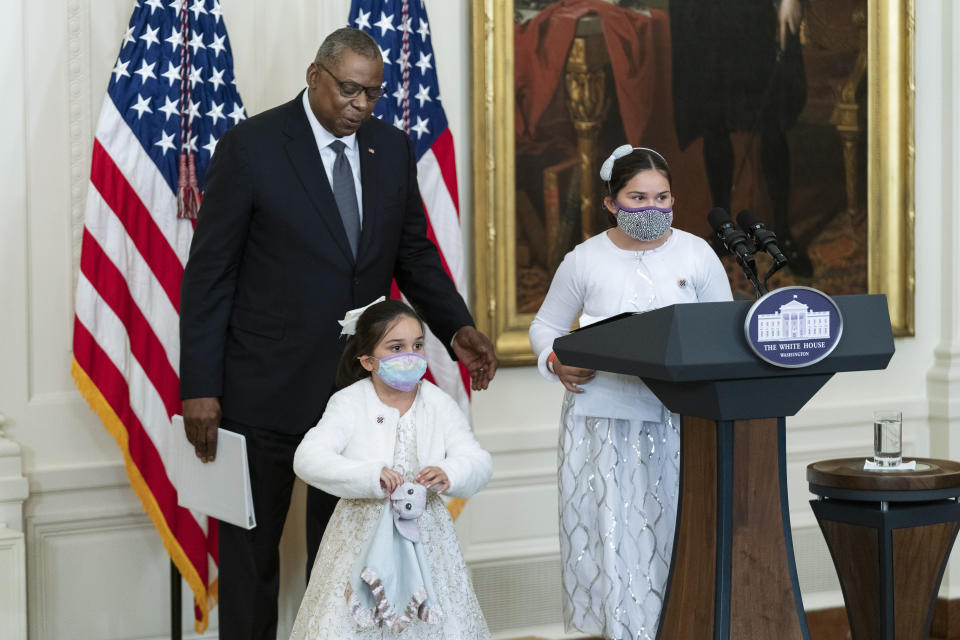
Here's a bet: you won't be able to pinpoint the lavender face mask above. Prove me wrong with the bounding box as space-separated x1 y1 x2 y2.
615 203 673 242
374 352 428 392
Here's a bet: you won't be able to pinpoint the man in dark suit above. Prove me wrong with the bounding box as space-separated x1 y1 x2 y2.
179 28 497 639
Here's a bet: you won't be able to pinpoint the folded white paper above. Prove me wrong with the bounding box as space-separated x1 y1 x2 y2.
572 371 664 422
171 416 256 529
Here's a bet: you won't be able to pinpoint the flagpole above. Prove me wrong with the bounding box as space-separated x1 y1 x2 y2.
171 560 182 640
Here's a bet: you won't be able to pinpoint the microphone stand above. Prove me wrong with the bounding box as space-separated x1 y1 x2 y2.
762 258 788 293
738 254 767 298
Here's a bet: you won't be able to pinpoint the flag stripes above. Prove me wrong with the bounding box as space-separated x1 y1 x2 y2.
72 1 243 630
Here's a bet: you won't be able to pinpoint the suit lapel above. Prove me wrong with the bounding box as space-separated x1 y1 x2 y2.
282 95 355 265
356 124 379 261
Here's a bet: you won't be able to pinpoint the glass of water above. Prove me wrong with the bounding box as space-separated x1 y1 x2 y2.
873 410 902 467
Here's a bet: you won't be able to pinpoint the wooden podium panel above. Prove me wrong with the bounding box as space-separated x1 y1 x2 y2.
659 417 808 640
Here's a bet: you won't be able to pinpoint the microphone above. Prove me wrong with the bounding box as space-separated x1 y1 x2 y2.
707 207 755 265
736 210 788 266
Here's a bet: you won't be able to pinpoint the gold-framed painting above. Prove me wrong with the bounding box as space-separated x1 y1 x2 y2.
472 0 914 366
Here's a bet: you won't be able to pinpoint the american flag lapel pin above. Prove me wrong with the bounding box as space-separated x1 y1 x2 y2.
368 147 375 154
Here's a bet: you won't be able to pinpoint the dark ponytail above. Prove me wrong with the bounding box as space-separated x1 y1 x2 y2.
335 299 423 389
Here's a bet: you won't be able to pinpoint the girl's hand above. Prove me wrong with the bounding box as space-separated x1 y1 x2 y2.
416 466 450 494
553 355 596 394
380 467 403 495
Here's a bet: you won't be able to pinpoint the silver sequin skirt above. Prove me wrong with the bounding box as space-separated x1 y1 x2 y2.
557 391 681 640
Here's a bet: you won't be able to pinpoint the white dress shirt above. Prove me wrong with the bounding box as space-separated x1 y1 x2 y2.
302 90 364 223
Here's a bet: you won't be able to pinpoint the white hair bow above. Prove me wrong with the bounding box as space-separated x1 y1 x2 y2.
338 296 386 336
599 144 668 182
599 144 634 182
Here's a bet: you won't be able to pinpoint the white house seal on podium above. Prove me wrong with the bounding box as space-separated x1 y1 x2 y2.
744 286 844 368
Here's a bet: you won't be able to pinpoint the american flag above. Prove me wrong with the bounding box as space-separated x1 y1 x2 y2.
348 1 473 422
70 0 244 632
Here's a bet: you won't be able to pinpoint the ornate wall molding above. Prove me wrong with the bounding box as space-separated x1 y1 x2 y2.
67 0 91 302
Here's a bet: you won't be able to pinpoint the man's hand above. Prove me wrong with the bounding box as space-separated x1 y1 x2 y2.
451 326 498 391
182 397 221 463
778 0 802 52
553 354 596 394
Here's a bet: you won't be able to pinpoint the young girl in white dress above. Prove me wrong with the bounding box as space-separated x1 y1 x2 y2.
289 299 492 639
529 146 733 640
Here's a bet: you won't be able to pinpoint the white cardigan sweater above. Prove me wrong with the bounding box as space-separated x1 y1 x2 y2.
293 378 492 500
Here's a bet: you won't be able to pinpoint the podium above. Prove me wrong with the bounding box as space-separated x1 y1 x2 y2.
553 294 894 639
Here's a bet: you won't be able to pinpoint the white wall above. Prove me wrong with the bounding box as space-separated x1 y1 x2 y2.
0 1 955 638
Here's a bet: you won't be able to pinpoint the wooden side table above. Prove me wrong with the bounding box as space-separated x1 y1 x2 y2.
807 458 960 639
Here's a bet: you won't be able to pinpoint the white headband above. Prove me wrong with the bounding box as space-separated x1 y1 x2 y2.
598 145 668 182
338 296 386 336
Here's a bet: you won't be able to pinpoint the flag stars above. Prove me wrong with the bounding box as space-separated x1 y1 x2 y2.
414 84 432 108
165 26 184 50
158 95 180 121
185 133 199 153
399 16 412 35
154 130 177 156
208 67 226 91
392 84 408 108
188 64 204 88
411 115 430 139
210 1 223 23
111 58 131 82
355 8 371 31
161 61 182 85
392 115 405 130
374 11 396 36
187 98 201 122
140 24 160 50
122 25 136 47
134 59 157 84
169 0 185 14
379 46 391 65
228 102 246 124
396 49 411 72
417 18 430 42
144 0 164 14
203 134 219 156
130 93 153 119
209 33 226 57
189 0 207 20
188 30 206 54
415 52 433 75
206 100 225 125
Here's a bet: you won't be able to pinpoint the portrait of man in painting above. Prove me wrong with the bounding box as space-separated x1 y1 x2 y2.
512 0 869 311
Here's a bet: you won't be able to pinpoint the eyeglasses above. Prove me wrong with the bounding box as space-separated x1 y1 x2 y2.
315 62 383 101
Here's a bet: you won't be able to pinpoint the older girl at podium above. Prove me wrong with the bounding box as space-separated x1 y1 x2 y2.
529 146 733 640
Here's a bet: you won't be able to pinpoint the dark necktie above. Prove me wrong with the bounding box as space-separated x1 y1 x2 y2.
328 140 361 257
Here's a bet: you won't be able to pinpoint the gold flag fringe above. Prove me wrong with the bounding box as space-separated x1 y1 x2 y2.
71 358 216 633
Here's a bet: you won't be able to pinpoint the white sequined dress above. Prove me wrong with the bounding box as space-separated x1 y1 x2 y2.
289 404 491 639
530 229 733 640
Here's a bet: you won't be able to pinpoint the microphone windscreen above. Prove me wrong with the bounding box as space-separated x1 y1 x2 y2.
706 207 731 231
736 209 762 230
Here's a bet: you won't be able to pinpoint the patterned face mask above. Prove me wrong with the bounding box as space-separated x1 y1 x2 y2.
615 203 673 242
373 352 428 392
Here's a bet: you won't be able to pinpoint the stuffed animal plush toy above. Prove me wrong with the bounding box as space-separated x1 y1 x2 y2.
390 482 427 542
